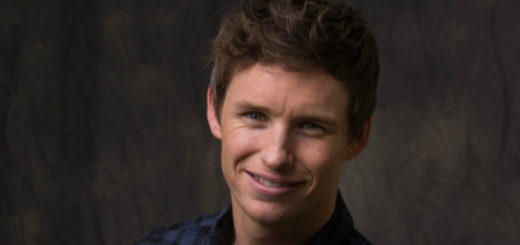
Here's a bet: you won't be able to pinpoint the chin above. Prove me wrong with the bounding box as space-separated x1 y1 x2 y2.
243 198 298 225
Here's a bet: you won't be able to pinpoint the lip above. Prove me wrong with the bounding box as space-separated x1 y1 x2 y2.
246 171 305 197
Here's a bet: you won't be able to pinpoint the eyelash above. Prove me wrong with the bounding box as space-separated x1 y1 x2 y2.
242 112 266 121
300 122 326 132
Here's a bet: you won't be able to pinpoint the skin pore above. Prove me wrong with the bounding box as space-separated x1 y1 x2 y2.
207 63 371 245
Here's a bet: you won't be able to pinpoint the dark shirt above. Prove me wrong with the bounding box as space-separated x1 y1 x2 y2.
136 192 372 245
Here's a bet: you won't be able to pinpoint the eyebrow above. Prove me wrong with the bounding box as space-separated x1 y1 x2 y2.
232 101 272 115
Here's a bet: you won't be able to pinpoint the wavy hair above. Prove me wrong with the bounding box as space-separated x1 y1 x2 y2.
210 0 379 139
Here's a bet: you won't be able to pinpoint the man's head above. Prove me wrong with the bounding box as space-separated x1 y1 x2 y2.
206 0 379 240
210 0 379 140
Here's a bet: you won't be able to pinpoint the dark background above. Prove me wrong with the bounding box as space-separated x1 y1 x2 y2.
1 0 519 244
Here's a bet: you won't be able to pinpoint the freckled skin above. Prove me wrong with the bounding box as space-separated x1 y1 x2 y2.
207 63 370 244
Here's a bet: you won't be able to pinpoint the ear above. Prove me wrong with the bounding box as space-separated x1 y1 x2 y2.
207 87 222 139
344 117 372 160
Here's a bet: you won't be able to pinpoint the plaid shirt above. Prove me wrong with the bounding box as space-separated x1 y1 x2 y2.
136 192 372 245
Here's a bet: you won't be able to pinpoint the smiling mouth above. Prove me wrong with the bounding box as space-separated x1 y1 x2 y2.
247 172 303 187
246 171 305 197
252 175 290 187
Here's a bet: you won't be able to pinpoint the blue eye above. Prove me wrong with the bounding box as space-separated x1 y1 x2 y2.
300 122 326 133
244 112 266 121
302 122 319 129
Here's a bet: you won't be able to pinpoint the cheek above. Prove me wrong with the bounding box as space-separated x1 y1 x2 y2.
296 140 344 177
220 129 260 191
221 129 259 167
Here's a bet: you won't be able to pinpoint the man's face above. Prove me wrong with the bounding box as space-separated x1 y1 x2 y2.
207 63 366 225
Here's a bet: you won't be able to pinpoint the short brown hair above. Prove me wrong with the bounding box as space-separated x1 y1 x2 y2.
210 0 379 139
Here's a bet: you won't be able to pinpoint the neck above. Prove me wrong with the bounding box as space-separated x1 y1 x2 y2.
231 193 337 245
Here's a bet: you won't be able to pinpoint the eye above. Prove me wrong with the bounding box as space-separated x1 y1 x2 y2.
299 122 327 135
243 112 266 121
301 122 322 129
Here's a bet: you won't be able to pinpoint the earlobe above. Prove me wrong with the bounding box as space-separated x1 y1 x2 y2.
344 117 372 160
206 87 222 139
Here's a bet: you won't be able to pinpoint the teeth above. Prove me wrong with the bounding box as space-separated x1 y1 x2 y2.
254 175 288 187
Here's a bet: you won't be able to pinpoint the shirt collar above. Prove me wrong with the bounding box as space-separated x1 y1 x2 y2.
308 191 356 244
209 191 355 244
209 204 234 244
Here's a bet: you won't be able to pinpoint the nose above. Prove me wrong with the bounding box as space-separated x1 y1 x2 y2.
261 124 294 170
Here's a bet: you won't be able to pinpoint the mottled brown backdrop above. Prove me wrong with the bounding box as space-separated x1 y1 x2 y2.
1 0 519 244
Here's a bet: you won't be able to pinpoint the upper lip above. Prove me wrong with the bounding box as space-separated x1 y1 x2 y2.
246 171 306 186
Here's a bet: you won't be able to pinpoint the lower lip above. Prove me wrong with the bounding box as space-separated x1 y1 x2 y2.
247 173 302 197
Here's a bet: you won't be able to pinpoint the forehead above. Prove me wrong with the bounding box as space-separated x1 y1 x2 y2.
224 63 349 117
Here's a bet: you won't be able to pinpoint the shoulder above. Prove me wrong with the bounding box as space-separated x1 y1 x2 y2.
346 229 373 245
309 191 373 245
135 212 221 245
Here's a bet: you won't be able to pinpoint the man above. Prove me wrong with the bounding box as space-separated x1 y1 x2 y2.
137 0 378 244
